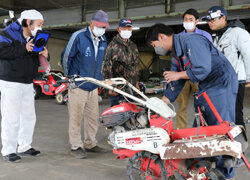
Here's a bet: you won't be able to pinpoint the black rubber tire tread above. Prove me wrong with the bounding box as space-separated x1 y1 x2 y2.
207 168 226 180
34 85 41 99
173 170 186 180
127 151 167 180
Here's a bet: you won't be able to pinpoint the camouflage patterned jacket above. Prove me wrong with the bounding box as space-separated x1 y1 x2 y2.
102 34 140 85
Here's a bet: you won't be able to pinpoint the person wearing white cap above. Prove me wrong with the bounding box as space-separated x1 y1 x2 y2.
0 9 48 162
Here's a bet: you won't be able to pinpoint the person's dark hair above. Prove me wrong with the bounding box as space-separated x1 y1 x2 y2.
21 19 34 27
145 23 174 46
183 8 199 20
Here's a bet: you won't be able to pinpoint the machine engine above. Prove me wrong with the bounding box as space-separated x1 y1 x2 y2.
98 102 171 152
98 102 149 130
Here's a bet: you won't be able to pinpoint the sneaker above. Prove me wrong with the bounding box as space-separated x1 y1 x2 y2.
85 146 107 153
70 147 87 159
3 153 21 162
18 148 40 156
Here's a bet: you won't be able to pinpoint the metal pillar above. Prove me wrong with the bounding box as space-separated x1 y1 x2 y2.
221 0 232 7
81 0 86 22
165 0 175 14
118 0 125 18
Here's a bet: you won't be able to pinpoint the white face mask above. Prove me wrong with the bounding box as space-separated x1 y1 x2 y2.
120 30 132 39
183 22 195 31
92 26 105 37
31 26 42 37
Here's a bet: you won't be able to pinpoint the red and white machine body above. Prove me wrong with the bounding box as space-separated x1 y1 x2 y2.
70 77 249 180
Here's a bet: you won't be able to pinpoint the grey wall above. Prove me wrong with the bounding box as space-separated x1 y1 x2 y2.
46 38 67 71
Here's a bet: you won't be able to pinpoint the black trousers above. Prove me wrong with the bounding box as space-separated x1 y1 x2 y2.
235 83 246 128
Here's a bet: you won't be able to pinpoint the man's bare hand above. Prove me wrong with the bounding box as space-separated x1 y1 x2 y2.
26 39 34 52
39 47 49 59
246 80 250 87
105 79 113 86
161 96 170 104
105 80 118 96
163 71 189 83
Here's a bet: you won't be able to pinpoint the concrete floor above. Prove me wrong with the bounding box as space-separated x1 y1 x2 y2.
0 88 250 180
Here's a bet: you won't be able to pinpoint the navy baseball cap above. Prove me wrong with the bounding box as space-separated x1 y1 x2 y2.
92 10 109 27
119 18 133 27
201 6 227 21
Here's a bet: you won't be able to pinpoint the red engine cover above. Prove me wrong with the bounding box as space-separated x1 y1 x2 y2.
150 115 174 135
101 102 142 116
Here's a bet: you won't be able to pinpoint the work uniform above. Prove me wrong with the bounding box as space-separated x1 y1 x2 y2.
175 27 212 129
61 27 107 150
0 21 39 156
102 34 140 106
164 33 238 179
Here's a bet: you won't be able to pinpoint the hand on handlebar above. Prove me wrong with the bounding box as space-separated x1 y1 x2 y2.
105 80 119 96
161 96 170 104
105 79 114 86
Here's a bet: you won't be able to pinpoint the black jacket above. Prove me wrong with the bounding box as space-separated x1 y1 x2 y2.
0 21 39 83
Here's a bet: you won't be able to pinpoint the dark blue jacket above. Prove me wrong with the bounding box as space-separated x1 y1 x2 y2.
0 21 39 83
61 27 107 91
164 34 238 179
164 33 238 102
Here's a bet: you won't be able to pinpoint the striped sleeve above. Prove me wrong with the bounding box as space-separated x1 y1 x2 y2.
61 29 86 76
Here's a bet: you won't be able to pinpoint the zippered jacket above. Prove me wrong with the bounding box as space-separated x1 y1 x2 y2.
61 27 107 91
214 19 250 81
0 21 39 83
164 33 238 102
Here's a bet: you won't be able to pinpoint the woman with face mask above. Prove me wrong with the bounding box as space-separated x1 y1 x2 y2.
102 18 141 107
174 9 213 130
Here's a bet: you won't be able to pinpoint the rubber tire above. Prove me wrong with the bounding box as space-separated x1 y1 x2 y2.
206 168 226 180
34 85 41 99
56 93 65 105
173 170 186 180
127 151 167 180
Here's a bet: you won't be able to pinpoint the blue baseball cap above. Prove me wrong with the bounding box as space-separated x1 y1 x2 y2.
118 18 133 27
201 6 227 21
92 10 109 27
